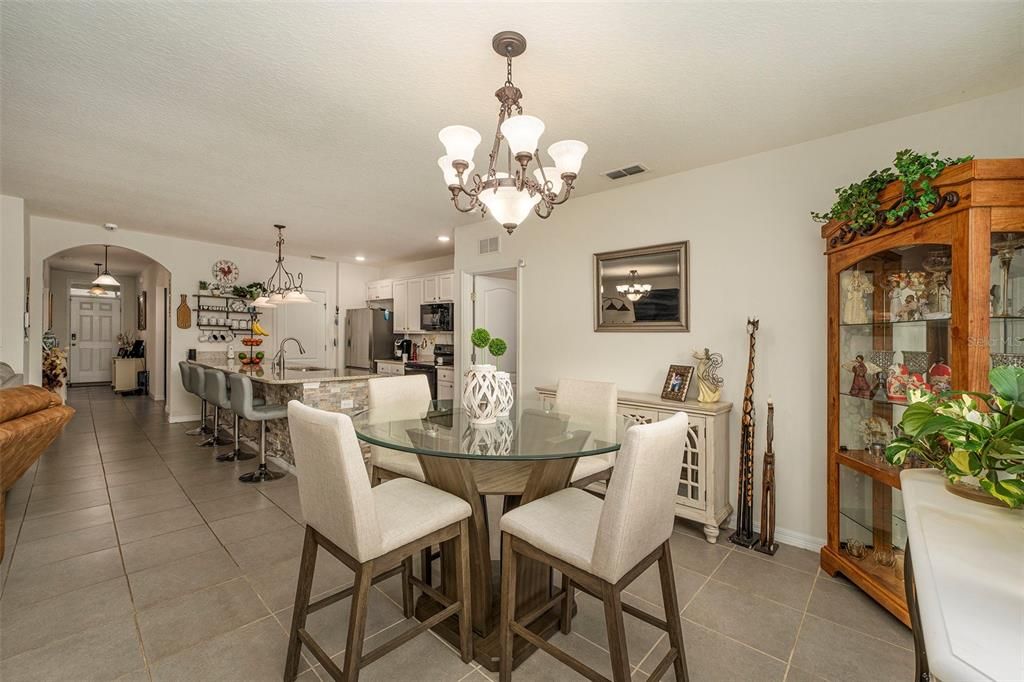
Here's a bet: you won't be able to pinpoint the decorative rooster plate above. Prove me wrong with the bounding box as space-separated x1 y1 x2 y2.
212 259 239 285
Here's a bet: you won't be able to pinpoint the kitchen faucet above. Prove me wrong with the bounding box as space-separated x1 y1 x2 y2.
273 337 306 373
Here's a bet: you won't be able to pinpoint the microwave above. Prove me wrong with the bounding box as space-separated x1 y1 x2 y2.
420 302 453 332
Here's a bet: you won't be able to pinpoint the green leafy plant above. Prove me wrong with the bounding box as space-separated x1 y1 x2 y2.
42 347 68 391
231 282 266 300
811 150 972 234
198 280 209 291
886 366 1024 508
487 337 508 369
470 327 491 350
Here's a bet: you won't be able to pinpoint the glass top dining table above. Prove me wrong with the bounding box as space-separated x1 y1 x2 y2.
350 399 622 460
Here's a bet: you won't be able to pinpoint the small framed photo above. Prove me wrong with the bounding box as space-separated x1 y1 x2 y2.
138 291 147 331
661 364 694 402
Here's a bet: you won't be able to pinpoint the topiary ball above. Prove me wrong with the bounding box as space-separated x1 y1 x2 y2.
488 337 507 358
471 327 491 349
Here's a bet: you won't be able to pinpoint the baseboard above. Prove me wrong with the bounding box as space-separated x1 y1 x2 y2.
762 525 825 553
267 455 296 476
168 414 201 424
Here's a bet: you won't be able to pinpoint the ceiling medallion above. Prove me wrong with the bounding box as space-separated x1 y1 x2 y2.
437 31 587 235
92 245 120 287
253 225 311 307
616 270 652 302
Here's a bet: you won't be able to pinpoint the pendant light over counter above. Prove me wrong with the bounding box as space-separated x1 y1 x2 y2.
252 225 311 307
92 245 119 287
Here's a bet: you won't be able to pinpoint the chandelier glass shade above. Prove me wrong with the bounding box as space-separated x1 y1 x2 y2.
88 263 107 296
92 245 119 287
616 270 652 302
438 31 587 235
254 225 310 307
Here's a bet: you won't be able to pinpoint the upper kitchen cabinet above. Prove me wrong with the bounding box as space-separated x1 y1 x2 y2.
392 280 408 332
421 272 455 302
365 279 394 301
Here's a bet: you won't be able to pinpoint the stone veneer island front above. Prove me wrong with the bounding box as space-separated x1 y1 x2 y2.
188 357 376 467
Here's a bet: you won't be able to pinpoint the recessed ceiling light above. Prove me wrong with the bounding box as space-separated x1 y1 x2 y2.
103 223 118 231
437 235 451 242
355 255 366 262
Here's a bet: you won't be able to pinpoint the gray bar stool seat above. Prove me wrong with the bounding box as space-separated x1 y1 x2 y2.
191 365 230 447
203 369 259 462
179 361 212 437
229 373 287 482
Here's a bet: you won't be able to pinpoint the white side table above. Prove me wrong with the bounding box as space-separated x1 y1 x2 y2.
900 469 1024 682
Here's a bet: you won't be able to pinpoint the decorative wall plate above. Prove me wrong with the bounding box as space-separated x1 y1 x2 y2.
212 259 239 285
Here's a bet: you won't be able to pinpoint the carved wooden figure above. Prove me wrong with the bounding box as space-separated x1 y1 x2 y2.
730 318 759 548
756 399 779 555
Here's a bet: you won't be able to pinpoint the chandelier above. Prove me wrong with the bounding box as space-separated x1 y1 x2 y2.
616 270 652 302
88 263 106 296
253 225 311 306
438 31 587 235
92 245 119 287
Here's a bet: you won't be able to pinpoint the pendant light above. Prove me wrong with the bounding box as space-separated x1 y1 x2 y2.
88 263 106 296
92 245 120 286
258 225 311 305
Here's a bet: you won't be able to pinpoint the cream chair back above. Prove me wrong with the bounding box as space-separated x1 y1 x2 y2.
555 378 617 450
287 401 383 562
367 374 432 464
590 412 689 582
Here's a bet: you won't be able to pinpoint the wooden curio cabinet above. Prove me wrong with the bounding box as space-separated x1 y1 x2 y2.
820 159 1024 625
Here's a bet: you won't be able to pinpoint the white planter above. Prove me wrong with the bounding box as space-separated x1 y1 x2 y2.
495 371 514 417
462 364 499 425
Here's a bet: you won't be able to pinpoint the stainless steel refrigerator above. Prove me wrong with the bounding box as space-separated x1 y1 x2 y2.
345 308 394 374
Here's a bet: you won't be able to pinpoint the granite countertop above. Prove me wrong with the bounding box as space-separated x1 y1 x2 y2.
188 360 378 385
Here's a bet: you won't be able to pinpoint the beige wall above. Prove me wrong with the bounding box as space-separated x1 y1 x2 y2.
0 195 26 372
379 254 453 279
454 86 1024 548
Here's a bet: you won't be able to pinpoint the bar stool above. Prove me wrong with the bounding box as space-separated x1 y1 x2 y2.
555 378 618 490
498 413 691 682
202 369 257 462
179 361 211 437
192 366 230 447
284 401 472 682
229 373 287 482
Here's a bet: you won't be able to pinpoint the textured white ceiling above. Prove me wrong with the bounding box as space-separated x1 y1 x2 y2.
2 3 1021 265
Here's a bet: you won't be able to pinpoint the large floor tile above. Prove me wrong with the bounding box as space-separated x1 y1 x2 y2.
668 531 733 576
0 617 145 682
107 478 183 502
115 504 204 543
194 489 278 522
9 522 118 570
137 577 270 661
224 523 306 570
31 462 105 484
17 504 112 542
128 546 241 608
790 615 913 682
805 576 913 649
106 466 175 488
110 490 192 521
120 524 223 574
683 579 803 660
102 455 167 474
327 623 476 682
29 475 107 500
641 619 787 682
568 591 666 668
208 506 298 544
736 543 822 576
711 550 815 610
622 561 707 617
23 488 109 519
506 630 615 681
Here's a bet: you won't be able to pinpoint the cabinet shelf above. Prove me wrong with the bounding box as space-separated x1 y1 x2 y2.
836 449 916 488
839 316 951 329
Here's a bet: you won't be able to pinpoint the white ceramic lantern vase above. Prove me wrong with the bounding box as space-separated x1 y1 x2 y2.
462 364 500 425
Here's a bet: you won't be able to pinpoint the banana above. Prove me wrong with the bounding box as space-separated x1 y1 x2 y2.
251 320 269 336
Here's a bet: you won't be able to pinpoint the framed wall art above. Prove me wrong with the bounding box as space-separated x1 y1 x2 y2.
137 291 147 331
594 241 689 332
661 364 694 402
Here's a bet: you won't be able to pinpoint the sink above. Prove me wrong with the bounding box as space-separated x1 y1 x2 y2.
286 366 332 372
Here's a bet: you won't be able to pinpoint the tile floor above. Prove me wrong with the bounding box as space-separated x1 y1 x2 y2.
0 387 914 681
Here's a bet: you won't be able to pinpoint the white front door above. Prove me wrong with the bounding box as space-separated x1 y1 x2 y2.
473 274 517 384
276 290 328 367
70 296 120 384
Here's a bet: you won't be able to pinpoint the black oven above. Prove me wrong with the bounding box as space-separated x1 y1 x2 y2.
420 302 453 332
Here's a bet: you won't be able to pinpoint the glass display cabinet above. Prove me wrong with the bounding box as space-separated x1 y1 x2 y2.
821 159 1024 625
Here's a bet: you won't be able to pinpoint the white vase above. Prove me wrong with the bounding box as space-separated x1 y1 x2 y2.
495 371 514 417
462 364 499 425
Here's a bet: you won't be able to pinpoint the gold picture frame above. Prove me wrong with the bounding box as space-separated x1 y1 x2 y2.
660 364 694 402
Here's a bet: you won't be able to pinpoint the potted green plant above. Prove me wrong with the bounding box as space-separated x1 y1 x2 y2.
885 366 1024 508
42 346 68 401
198 280 209 293
464 328 501 425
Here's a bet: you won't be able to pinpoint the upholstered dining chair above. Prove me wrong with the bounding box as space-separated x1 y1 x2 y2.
498 413 691 682
366 374 432 485
285 401 473 682
554 378 618 489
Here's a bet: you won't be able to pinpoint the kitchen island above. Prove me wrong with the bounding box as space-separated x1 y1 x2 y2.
188 358 377 466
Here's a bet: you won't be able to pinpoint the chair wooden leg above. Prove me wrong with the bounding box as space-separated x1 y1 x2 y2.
658 540 689 682
284 526 319 682
560 572 573 634
602 582 631 682
455 518 473 663
341 561 374 682
401 555 415 619
421 546 433 586
498 532 518 682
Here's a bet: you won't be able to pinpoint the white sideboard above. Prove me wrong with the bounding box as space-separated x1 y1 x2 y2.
536 385 733 543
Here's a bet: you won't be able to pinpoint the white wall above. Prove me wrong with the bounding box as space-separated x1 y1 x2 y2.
337 262 381 368
379 254 453 279
138 263 171 401
454 86 1024 548
27 216 347 421
0 195 26 372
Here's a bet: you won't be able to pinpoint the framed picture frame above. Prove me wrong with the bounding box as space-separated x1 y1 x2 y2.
138 291 147 331
593 241 690 332
661 364 694 402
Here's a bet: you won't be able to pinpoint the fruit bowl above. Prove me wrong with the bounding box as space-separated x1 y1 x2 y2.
241 337 263 347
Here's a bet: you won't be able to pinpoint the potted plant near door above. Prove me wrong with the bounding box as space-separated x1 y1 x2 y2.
886 366 1024 508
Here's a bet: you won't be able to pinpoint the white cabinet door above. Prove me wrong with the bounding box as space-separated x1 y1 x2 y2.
407 278 424 332
438 273 455 302
376 280 393 300
393 280 408 332
438 380 454 400
422 276 438 303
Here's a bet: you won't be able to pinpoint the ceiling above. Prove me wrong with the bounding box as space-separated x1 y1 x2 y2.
45 244 162 277
2 3 1021 265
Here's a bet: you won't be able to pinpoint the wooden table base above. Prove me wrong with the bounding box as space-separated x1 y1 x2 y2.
415 456 577 672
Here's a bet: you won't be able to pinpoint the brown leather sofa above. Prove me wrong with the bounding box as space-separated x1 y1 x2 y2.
0 385 75 557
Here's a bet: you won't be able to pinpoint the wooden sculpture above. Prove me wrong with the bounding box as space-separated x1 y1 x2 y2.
730 318 759 548
176 294 191 329
756 399 779 555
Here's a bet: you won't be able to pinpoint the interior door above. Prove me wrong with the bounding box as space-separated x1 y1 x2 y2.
278 290 328 366
70 296 120 384
473 274 517 383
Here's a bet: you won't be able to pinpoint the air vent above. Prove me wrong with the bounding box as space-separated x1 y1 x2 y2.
309 254 326 260
479 236 500 255
603 164 648 180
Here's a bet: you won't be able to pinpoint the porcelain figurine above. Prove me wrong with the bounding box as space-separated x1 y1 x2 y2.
842 355 881 399
693 348 725 403
886 363 910 402
887 273 904 321
932 273 951 315
859 415 893 449
842 271 874 324
898 294 920 321
928 360 952 393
